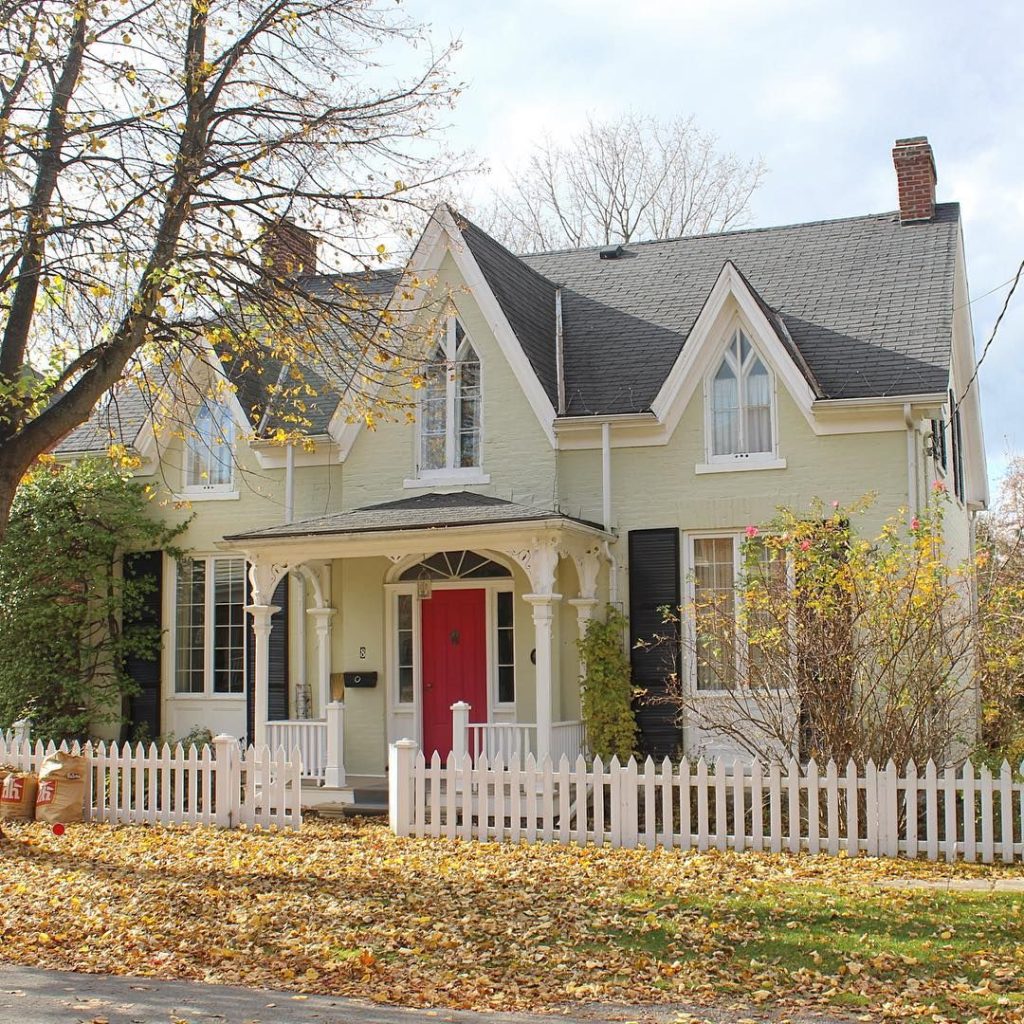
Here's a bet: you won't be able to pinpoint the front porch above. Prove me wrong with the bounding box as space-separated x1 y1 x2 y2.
223 491 613 800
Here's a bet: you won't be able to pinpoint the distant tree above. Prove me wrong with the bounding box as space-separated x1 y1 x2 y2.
476 112 766 253
0 0 466 540
0 457 186 742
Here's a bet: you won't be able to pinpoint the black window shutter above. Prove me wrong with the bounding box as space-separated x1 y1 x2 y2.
123 550 163 742
628 529 681 760
245 574 291 744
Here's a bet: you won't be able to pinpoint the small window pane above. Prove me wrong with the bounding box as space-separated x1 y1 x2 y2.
497 590 513 628
693 538 736 690
399 666 414 704
498 666 515 705
497 628 513 665
396 594 414 704
175 559 206 694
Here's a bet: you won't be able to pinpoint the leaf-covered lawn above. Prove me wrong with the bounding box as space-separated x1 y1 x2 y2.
1 818 1022 1022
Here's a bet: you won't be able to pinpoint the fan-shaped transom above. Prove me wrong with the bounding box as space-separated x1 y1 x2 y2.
400 550 511 581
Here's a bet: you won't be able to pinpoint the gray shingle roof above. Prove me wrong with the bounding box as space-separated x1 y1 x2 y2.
54 383 152 454
501 204 959 415
224 490 603 541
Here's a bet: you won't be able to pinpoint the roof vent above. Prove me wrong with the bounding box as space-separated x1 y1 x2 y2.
599 244 624 260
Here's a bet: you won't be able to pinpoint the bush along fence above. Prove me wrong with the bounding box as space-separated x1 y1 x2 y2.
0 731 302 829
388 740 1024 863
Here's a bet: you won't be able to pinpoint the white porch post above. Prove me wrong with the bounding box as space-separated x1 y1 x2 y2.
324 700 346 788
246 604 278 749
523 593 561 762
568 598 600 677
307 607 336 717
451 701 470 764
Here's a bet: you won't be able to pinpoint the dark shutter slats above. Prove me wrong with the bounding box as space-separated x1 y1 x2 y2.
628 529 681 760
123 550 163 742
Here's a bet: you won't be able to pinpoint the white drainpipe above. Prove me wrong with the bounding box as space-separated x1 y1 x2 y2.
904 403 918 520
284 442 295 525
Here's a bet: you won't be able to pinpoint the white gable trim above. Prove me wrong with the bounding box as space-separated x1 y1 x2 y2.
327 206 557 458
651 261 819 441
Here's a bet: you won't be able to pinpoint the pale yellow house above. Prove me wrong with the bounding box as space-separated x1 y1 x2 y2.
56 136 987 806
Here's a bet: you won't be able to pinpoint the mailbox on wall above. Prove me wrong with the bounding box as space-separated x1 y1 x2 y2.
343 671 378 688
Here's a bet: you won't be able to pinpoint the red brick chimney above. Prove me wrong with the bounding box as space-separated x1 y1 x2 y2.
892 136 937 223
261 218 318 277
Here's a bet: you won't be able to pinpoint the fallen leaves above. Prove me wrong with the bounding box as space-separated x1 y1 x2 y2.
0 818 1021 1022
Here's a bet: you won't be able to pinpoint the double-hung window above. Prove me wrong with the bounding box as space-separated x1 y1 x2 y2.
708 329 774 461
175 556 247 696
690 534 787 691
418 317 482 476
185 399 235 492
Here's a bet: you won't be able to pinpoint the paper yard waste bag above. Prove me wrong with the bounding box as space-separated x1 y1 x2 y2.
35 751 87 823
0 770 38 820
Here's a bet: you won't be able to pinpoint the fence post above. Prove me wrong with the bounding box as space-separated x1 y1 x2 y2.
213 734 237 828
389 738 418 837
451 701 470 764
11 718 31 744
324 701 346 788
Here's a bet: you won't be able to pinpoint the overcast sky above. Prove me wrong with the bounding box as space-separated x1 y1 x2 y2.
402 0 1023 499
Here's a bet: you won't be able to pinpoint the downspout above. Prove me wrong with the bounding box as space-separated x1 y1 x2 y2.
284 441 295 525
903 403 918 521
601 420 618 606
555 288 566 415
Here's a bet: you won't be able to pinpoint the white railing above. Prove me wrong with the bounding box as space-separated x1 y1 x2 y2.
264 701 345 788
267 719 327 782
0 734 302 829
454 703 585 765
389 746 1024 863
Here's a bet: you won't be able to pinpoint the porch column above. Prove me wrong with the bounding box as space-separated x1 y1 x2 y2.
568 597 600 678
307 607 336 717
246 603 279 749
523 593 561 762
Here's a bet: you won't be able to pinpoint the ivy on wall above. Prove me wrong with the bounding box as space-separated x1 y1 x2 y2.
577 605 637 761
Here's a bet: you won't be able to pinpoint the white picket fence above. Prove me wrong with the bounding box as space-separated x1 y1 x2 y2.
389 741 1024 863
0 734 302 829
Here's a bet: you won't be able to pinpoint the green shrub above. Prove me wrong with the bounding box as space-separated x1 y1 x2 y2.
578 605 637 761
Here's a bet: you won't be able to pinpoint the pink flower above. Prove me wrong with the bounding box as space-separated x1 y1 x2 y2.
745 525 759 539
831 500 840 509
799 539 811 551
911 517 920 530
932 479 946 493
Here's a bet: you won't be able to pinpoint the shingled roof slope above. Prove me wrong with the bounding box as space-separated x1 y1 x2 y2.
452 213 560 408
224 489 604 540
515 204 960 415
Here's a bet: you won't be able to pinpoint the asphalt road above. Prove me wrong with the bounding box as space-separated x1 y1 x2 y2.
0 965 860 1024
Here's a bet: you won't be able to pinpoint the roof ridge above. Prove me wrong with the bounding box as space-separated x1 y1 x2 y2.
518 203 961 258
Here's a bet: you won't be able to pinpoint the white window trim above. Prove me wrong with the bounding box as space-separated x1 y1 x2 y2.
701 320 781 472
683 531 796 698
171 554 248 700
413 314 485 480
384 578 516 745
181 398 238 498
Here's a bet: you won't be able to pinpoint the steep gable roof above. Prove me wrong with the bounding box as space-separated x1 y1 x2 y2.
519 204 960 415
452 213 560 408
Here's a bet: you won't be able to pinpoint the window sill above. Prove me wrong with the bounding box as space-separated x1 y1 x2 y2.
175 488 240 502
694 458 786 475
171 692 246 700
403 471 491 489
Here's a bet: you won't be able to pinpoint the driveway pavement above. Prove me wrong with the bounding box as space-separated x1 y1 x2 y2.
0 965 861 1024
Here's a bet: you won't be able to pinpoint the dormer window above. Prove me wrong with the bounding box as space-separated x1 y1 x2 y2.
185 398 235 491
709 329 774 460
419 317 482 474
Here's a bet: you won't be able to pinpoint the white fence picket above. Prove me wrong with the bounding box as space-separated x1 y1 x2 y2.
387 742 1024 865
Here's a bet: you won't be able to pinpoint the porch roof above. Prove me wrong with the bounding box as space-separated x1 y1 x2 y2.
223 490 606 543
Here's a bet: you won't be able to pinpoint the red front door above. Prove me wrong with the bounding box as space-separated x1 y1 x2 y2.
421 588 487 758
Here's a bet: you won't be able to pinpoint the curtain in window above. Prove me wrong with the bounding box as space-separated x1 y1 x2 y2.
712 362 740 456
457 343 481 468
744 358 772 453
187 401 234 487
420 347 447 471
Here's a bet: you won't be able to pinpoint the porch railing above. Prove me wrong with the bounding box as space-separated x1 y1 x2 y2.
460 709 586 765
265 701 345 787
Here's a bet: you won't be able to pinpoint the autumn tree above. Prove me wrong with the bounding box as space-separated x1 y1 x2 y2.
475 112 766 253
0 0 465 539
648 493 979 768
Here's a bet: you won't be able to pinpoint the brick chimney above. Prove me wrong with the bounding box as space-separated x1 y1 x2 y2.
261 218 318 277
892 136 937 223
